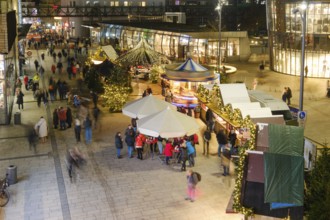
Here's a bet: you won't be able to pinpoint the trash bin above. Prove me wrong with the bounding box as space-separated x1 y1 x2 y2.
6 165 17 185
14 112 21 125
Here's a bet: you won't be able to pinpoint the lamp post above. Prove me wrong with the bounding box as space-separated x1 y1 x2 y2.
215 0 226 73
293 2 307 112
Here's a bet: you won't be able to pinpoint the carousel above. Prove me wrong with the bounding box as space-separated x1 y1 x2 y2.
161 58 218 109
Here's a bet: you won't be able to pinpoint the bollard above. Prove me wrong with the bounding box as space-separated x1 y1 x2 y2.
6 165 17 185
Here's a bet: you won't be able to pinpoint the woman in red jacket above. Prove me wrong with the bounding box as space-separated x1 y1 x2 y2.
164 140 173 165
135 133 146 160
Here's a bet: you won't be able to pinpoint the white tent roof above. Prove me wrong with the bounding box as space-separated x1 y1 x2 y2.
219 84 250 105
231 102 261 110
101 45 118 61
137 107 200 138
240 107 273 118
122 94 176 119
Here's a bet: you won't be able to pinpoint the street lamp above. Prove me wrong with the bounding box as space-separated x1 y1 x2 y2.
292 2 307 112
215 0 226 73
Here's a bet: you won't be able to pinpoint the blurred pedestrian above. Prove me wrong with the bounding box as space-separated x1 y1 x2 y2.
16 89 24 110
203 128 211 156
286 87 292 105
282 87 288 103
84 115 92 144
53 108 59 129
34 116 48 143
66 107 72 128
185 170 199 202
74 116 81 143
115 132 123 158
27 126 38 153
34 59 39 71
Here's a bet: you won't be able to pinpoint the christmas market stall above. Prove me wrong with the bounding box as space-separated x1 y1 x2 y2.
195 83 305 219
162 58 218 110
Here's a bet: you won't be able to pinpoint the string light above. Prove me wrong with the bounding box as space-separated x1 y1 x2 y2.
196 84 256 217
101 84 130 112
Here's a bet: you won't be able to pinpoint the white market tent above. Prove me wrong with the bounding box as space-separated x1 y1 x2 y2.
218 83 283 120
219 83 251 105
240 108 273 119
231 102 262 111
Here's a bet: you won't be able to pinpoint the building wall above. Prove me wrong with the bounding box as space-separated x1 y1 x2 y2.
99 24 249 63
267 1 330 78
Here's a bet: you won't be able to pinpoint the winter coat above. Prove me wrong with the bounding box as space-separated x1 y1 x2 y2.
125 134 135 147
58 108 67 121
115 135 123 149
53 110 59 126
66 108 72 125
216 131 228 145
16 91 24 104
186 141 195 156
34 117 48 138
135 134 146 148
164 142 173 157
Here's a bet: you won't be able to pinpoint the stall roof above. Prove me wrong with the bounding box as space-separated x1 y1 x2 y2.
219 84 250 105
102 45 118 61
231 102 261 110
240 108 273 119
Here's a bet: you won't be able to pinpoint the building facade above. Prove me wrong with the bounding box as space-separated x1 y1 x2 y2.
99 23 250 63
267 0 330 78
0 1 18 124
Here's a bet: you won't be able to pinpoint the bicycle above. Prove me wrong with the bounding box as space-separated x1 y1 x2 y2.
0 174 10 207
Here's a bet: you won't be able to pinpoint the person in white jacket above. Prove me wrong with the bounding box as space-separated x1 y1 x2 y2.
34 116 48 143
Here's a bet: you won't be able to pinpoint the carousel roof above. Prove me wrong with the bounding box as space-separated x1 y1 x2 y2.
163 58 217 82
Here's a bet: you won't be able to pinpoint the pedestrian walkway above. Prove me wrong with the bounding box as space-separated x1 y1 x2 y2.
0 46 242 219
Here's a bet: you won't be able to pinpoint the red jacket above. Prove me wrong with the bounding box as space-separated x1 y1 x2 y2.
164 142 173 157
135 134 146 148
58 108 67 121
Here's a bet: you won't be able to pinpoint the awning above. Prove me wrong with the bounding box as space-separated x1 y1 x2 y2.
102 45 118 61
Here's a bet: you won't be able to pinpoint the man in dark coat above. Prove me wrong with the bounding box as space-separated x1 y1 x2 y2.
216 129 228 157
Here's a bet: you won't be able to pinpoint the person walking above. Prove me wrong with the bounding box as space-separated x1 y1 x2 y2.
186 138 195 167
228 129 237 154
185 170 199 202
181 144 188 171
53 108 59 129
58 107 67 130
34 59 39 71
216 129 228 157
125 129 135 158
66 107 73 128
203 128 211 156
16 89 24 110
74 117 81 143
34 116 48 143
24 75 29 90
282 87 288 103
115 132 124 158
135 132 146 160
286 87 292 105
164 139 173 165
84 115 92 144
157 135 164 155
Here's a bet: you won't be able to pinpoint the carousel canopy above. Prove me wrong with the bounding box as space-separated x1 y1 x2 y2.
163 58 217 82
116 38 170 66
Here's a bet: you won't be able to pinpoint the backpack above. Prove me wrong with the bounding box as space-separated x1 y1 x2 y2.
194 172 202 183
